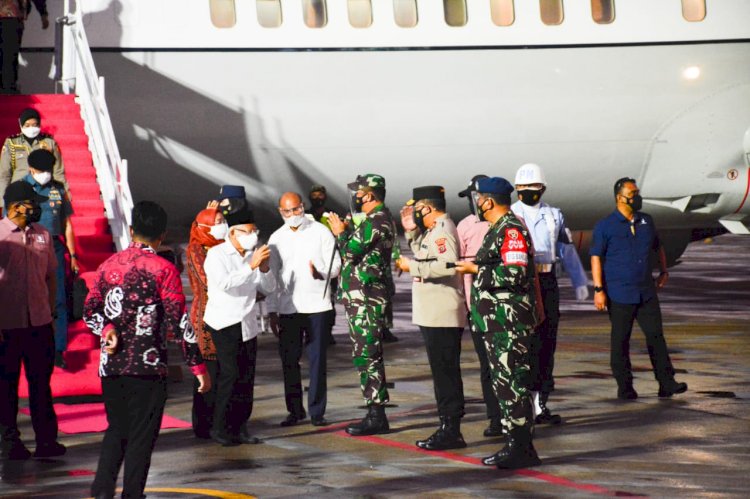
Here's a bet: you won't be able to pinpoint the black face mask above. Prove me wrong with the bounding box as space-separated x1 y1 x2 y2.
623 194 643 212
351 193 365 212
475 198 491 222
310 198 326 209
413 207 429 231
18 202 41 224
518 189 543 206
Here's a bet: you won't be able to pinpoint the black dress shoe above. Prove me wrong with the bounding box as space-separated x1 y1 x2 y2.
535 408 562 425
617 387 639 400
381 329 399 343
1 441 31 460
210 429 240 447
280 413 306 427
658 381 688 398
484 417 505 437
54 351 67 369
311 416 330 427
33 441 66 458
238 428 261 444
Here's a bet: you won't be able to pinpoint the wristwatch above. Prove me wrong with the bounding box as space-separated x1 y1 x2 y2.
593 286 604 293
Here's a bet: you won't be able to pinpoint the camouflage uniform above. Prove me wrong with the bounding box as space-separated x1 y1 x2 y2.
338 176 394 406
471 211 538 433
0 133 67 209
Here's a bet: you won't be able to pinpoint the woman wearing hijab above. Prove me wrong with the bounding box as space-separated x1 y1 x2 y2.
186 207 228 438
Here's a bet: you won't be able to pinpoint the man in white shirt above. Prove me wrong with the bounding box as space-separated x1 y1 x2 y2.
267 192 341 427
203 206 275 446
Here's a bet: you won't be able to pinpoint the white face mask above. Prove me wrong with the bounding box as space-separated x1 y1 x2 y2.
236 232 258 251
208 223 228 240
22 126 41 139
32 171 52 185
283 214 306 228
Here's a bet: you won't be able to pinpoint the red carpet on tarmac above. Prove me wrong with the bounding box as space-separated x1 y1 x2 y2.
1 94 116 398
20 403 191 434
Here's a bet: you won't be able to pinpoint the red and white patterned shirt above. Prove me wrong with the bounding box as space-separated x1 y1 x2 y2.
83 242 205 378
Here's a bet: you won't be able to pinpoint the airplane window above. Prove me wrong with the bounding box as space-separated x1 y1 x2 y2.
348 0 373 28
303 0 328 28
209 0 236 28
444 0 468 27
540 0 564 25
681 0 706 22
490 0 515 27
591 0 614 24
257 0 283 28
393 0 418 28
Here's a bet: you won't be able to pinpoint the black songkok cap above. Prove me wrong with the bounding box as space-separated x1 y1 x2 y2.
28 149 56 172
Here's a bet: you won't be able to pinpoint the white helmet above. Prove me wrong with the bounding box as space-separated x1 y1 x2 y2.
514 163 546 186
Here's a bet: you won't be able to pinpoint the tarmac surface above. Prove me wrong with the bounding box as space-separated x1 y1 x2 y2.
1 235 749 498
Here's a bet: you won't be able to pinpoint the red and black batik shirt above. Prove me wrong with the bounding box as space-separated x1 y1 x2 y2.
84 242 205 378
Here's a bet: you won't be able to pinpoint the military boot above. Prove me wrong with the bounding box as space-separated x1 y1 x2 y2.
345 405 390 436
482 427 541 469
416 416 467 450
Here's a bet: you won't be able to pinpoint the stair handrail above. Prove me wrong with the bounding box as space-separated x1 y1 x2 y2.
56 0 133 251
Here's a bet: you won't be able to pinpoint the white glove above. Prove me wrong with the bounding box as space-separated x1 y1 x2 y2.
575 285 589 302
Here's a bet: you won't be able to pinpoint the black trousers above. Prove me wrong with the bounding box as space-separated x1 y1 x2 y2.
0 324 58 445
91 375 167 499
191 359 219 438
208 323 257 436
608 295 676 389
529 272 560 394
421 326 465 418
469 315 501 419
278 311 331 418
0 17 22 91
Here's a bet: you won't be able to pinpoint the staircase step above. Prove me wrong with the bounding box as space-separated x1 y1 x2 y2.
54 134 89 148
71 216 110 234
72 199 106 217
68 182 101 198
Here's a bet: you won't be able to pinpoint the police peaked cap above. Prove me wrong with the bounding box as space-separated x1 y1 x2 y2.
458 174 488 198
475 177 514 195
28 149 56 172
219 185 246 199
19 108 41 126
3 181 48 206
407 185 445 206
347 174 386 191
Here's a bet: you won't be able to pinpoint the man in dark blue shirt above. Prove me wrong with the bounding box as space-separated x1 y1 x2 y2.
24 149 77 369
590 177 687 400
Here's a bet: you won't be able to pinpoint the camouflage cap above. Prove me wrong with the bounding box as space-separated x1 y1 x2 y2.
347 174 386 191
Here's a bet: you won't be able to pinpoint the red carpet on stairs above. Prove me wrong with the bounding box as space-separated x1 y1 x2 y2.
1 94 116 398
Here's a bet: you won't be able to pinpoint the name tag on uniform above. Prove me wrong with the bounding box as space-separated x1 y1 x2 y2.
35 234 45 244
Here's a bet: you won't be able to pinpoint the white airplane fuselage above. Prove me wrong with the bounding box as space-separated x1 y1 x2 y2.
21 0 750 260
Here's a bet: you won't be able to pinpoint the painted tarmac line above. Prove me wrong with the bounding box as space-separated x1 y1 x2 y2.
82 488 256 499
335 431 647 498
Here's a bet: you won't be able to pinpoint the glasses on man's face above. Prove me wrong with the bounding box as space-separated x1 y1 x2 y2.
279 204 305 217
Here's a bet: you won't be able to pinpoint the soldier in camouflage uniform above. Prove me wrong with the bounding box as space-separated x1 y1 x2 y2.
328 174 395 436
0 108 68 213
455 177 541 469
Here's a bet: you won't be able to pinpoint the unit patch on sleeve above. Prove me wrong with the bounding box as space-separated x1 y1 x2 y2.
435 237 447 254
500 228 528 266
